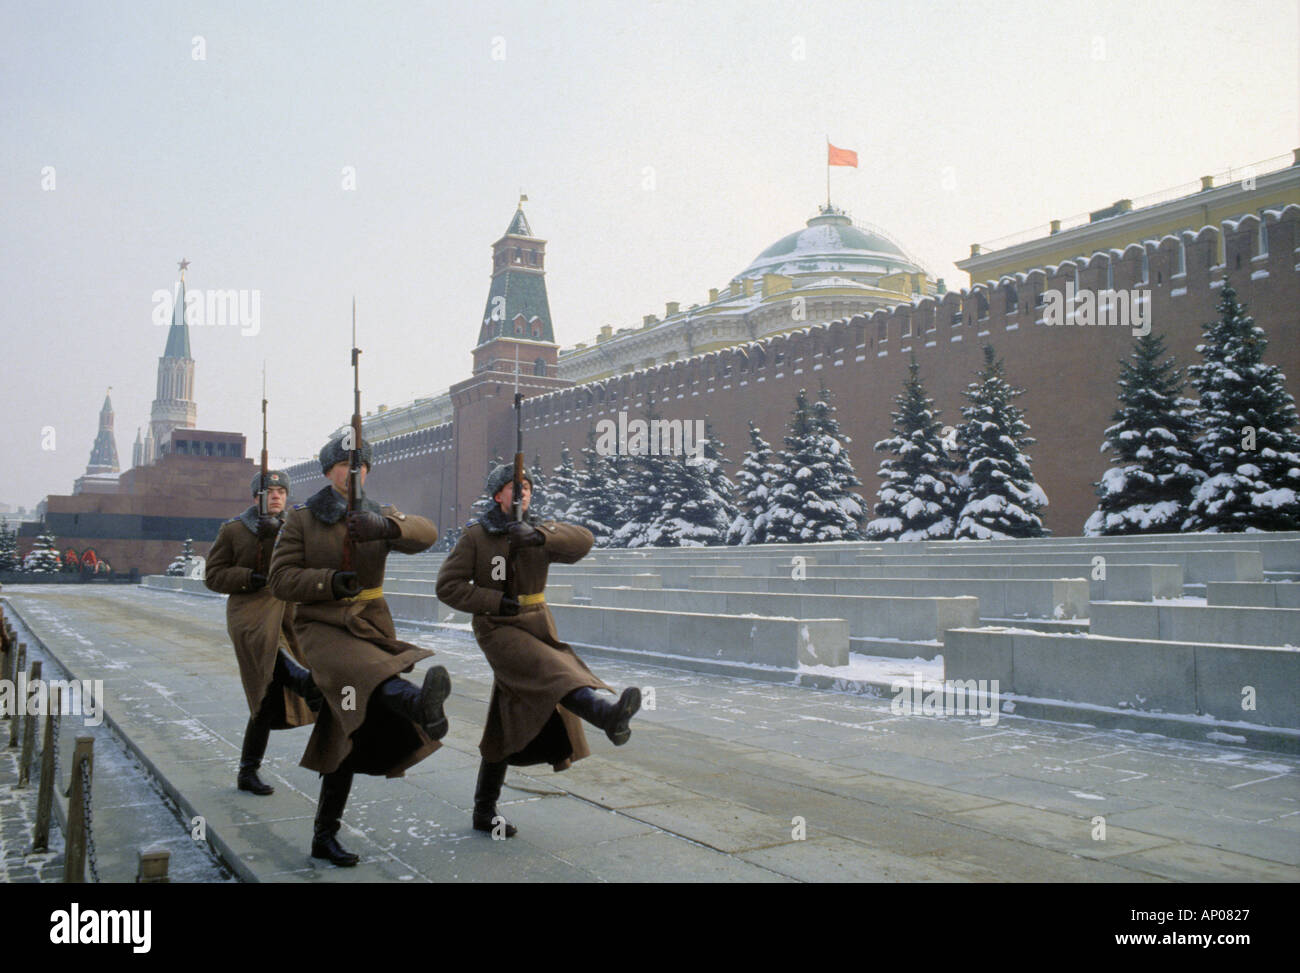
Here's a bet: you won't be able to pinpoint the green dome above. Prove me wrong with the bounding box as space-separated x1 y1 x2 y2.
739 206 924 281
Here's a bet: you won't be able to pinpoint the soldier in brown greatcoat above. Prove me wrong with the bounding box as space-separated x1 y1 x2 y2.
204 470 322 796
268 435 452 867
436 464 642 839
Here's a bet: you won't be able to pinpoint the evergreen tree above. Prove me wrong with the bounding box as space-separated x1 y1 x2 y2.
165 538 196 576
1184 283 1300 531
611 408 670 548
568 427 623 546
651 423 736 547
546 444 581 522
22 528 61 574
699 421 739 542
729 422 777 544
811 381 866 539
866 356 960 541
1084 334 1204 535
766 387 863 542
954 344 1048 539
0 520 18 571
528 453 551 520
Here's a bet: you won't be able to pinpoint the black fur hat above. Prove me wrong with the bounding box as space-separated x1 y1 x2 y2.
250 470 292 497
486 463 533 498
319 434 373 475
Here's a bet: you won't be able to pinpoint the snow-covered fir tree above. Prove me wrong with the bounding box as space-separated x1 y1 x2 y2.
811 381 866 539
1184 282 1300 531
699 422 739 543
165 538 197 576
0 520 18 571
23 529 62 574
546 444 581 522
866 356 960 541
766 387 864 542
954 344 1048 539
1084 334 1203 535
610 409 670 548
528 454 551 520
729 422 777 545
567 428 623 546
648 424 736 547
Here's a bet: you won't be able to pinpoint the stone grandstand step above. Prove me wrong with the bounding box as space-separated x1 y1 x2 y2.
680 574 1089 620
588 586 978 645
546 603 849 669
944 626 1300 741
852 549 1262 584
1207 581 1300 608
1089 600 1300 647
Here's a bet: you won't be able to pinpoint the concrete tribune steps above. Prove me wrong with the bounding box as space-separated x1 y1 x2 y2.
1090 600 1300 648
945 626 1300 740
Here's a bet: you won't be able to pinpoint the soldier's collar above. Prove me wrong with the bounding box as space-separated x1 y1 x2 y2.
478 504 537 535
237 505 283 535
305 484 381 524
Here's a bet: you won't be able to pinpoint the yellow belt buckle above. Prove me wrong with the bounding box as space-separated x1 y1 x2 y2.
517 593 546 606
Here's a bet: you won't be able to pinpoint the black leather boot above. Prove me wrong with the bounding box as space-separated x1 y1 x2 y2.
472 758 517 838
561 686 642 746
311 769 359 867
274 646 324 712
373 666 451 740
236 714 274 795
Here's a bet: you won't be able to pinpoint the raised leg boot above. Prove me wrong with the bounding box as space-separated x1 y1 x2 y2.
236 714 274 795
373 666 451 740
561 686 642 746
311 769 359 866
472 758 517 838
274 646 324 712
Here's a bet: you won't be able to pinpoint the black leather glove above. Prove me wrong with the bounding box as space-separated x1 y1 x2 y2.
256 516 281 538
331 571 362 600
506 521 545 552
498 595 520 616
347 510 399 542
248 572 267 591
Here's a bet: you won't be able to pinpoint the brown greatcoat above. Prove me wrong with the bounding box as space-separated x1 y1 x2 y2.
435 507 609 771
268 484 440 777
203 507 315 730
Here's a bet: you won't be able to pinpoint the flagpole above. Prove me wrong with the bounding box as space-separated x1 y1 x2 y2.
825 135 830 208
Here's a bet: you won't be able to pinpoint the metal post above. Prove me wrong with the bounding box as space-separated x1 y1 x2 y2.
8 644 25 747
32 686 58 852
63 736 93 883
18 660 40 786
136 847 170 883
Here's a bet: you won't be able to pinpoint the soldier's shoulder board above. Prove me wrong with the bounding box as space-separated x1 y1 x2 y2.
463 518 480 529
292 502 307 510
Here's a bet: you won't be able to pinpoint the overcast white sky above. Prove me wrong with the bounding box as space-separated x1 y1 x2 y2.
2 0 1297 509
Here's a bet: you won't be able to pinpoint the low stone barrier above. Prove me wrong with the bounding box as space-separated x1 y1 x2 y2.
1206 582 1300 609
590 586 977 644
944 627 1300 730
790 562 1181 601
854 550 1263 584
547 603 850 668
1089 601 1300 648
683 575 1088 619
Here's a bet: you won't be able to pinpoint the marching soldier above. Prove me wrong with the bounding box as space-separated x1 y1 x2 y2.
204 470 322 796
436 464 641 838
269 435 452 867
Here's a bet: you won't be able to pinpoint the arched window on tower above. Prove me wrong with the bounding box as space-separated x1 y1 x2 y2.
534 358 547 377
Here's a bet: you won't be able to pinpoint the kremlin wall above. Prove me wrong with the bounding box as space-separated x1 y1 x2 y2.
289 158 1300 538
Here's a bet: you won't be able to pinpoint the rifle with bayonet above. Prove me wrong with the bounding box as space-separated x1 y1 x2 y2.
342 298 362 572
256 364 269 572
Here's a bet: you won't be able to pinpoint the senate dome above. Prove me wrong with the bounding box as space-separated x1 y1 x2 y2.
738 203 929 284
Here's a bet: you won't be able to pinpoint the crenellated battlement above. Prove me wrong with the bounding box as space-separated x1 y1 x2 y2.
515 204 1300 434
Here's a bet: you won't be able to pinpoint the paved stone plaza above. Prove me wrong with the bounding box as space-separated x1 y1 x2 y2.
1 584 1297 883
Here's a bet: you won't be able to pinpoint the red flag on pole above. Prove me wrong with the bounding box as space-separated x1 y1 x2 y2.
827 143 858 167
